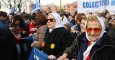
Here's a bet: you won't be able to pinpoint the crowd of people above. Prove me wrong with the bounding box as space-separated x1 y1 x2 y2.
0 8 115 60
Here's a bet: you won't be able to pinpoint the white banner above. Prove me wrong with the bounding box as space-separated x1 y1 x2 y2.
78 0 115 13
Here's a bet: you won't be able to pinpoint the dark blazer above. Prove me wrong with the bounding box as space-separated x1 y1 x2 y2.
0 28 17 60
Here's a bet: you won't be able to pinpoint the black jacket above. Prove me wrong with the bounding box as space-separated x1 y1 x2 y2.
64 32 83 59
42 27 73 57
0 28 17 60
107 28 115 41
77 33 115 60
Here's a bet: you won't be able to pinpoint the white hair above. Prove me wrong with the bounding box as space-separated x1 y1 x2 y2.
85 16 106 41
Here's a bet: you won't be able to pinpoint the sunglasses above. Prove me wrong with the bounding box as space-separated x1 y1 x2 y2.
46 18 54 22
86 28 101 33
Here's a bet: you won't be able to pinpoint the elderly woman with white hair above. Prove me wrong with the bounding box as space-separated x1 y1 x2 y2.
41 13 73 60
76 15 115 60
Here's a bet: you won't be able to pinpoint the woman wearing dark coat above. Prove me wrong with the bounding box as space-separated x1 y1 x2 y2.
0 28 17 60
77 15 115 60
42 13 73 60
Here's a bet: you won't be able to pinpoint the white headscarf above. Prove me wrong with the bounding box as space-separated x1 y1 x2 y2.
85 16 106 41
62 16 69 25
83 16 106 60
49 13 64 29
48 13 64 32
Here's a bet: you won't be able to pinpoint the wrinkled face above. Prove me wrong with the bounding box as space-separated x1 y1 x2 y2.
47 15 56 29
86 20 102 42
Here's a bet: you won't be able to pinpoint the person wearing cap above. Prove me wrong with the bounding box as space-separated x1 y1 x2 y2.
76 15 115 60
41 13 73 60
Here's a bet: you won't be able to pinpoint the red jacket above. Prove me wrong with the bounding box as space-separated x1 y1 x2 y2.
29 22 37 35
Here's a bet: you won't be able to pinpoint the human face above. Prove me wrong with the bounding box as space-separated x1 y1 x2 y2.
0 16 4 20
47 15 56 29
31 20 37 26
80 19 86 32
9 15 13 20
86 20 102 42
68 16 73 21
15 20 20 24
111 20 115 25
111 20 115 28
105 13 110 19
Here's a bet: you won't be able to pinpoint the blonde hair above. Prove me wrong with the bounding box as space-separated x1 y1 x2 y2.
86 15 101 28
88 15 98 22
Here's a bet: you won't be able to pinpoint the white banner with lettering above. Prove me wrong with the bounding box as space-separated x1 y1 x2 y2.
78 0 115 13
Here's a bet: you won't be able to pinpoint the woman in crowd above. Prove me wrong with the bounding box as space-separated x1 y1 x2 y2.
58 15 87 60
41 13 73 60
28 13 37 36
11 15 28 60
77 15 115 60
31 11 48 49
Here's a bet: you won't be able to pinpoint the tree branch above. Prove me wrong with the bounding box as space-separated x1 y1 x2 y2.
1 0 9 9
8 0 12 9
14 0 16 7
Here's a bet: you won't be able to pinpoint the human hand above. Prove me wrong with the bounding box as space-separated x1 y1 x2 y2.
57 53 68 60
48 55 56 60
9 27 14 30
23 30 26 34
31 41 40 47
16 34 21 39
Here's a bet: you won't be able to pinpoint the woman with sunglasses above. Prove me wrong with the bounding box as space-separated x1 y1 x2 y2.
76 15 115 60
41 13 73 60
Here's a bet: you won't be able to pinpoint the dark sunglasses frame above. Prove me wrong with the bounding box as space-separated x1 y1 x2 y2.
46 19 54 22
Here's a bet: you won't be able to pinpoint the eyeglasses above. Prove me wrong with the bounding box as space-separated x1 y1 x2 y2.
46 18 54 22
86 28 101 33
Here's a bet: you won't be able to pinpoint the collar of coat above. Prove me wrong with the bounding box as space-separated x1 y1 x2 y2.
78 32 115 48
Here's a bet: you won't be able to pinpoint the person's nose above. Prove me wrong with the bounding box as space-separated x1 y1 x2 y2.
47 20 50 23
90 29 95 35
